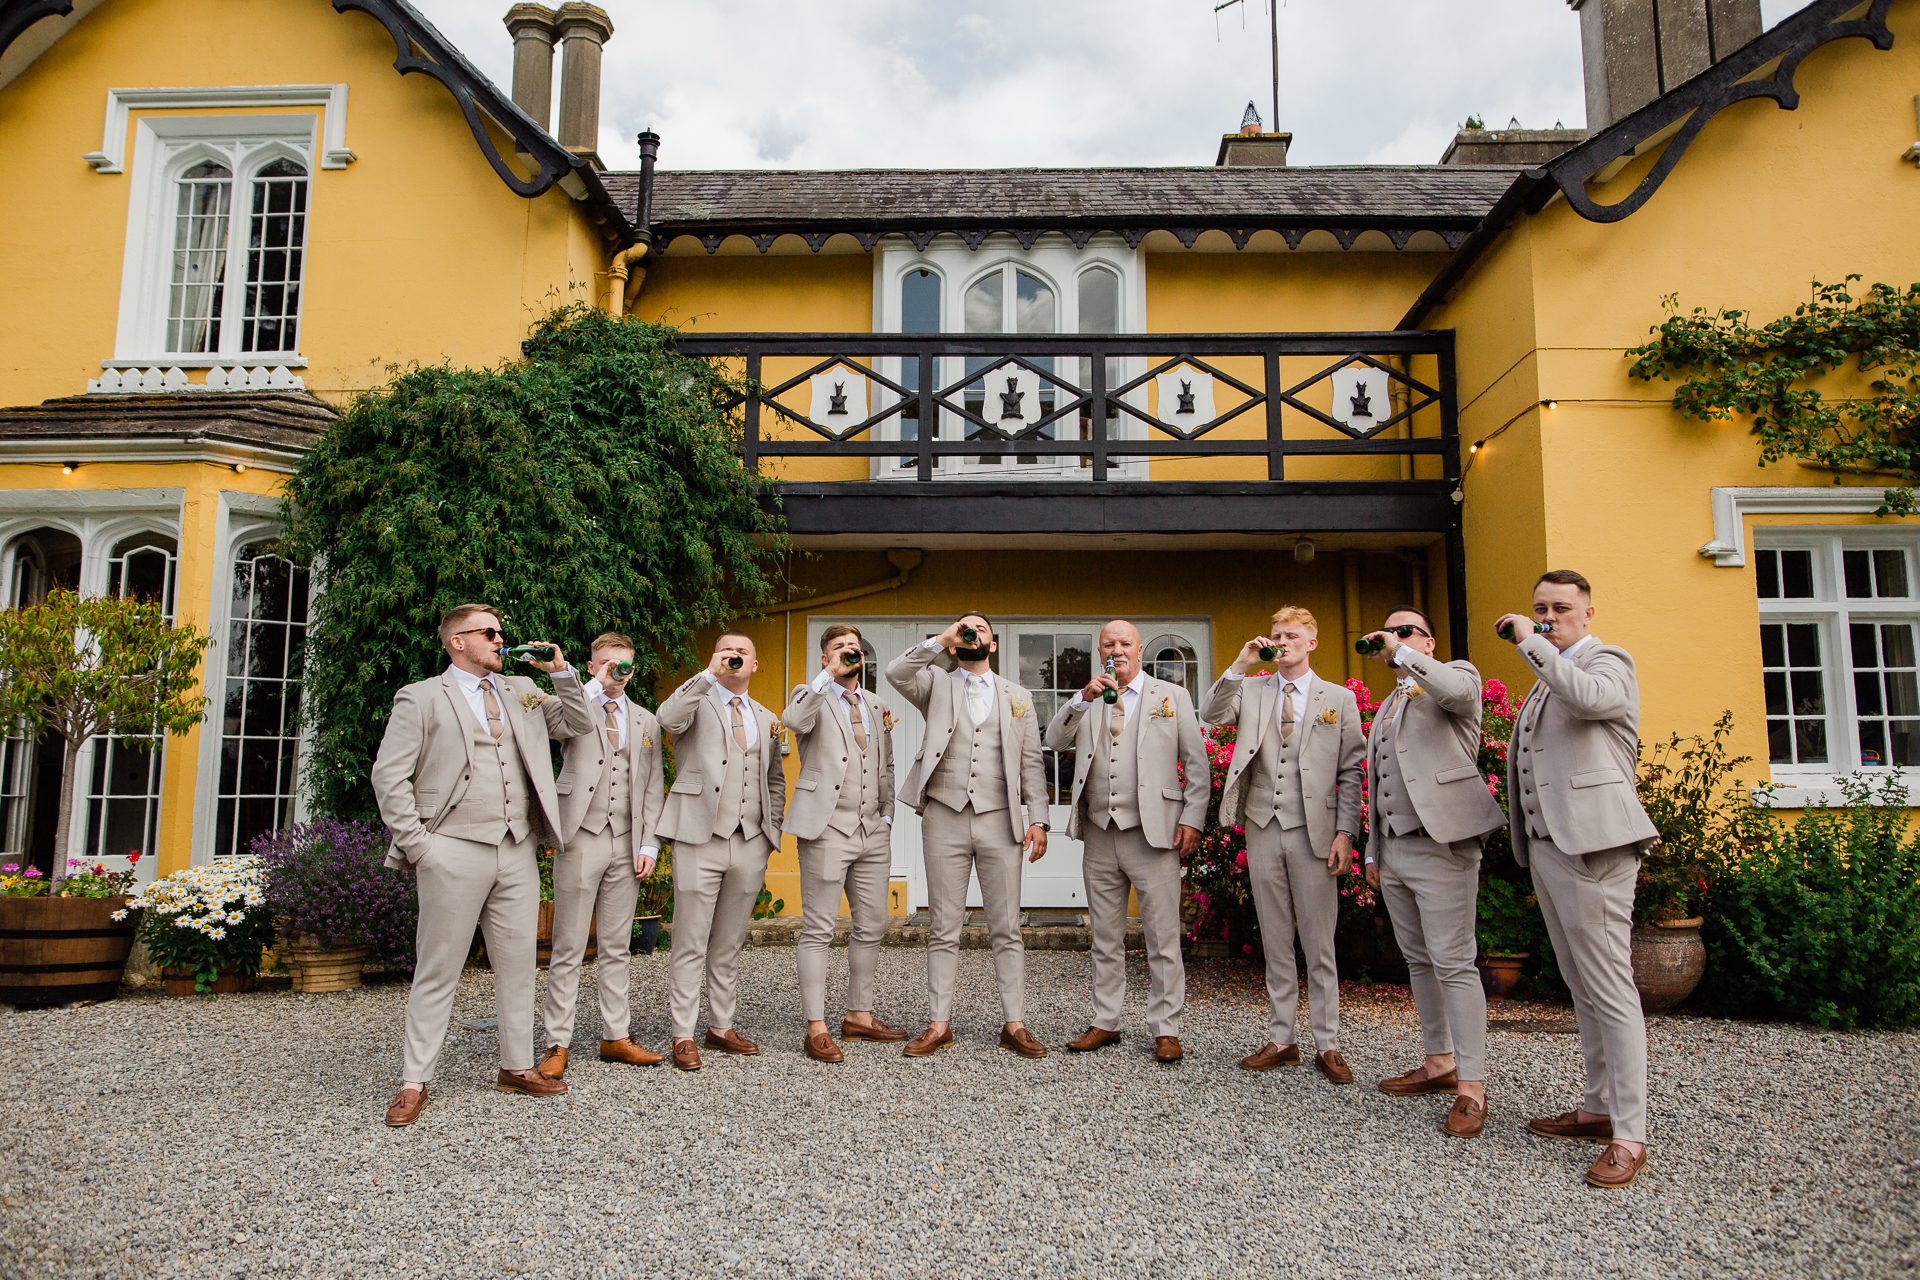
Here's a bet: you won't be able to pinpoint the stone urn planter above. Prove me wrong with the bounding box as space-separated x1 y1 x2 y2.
1476 953 1528 1001
161 967 256 997
0 896 141 1007
1631 916 1705 1012
283 940 370 993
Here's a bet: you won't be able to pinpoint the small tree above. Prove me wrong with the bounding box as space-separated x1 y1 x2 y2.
0 589 212 886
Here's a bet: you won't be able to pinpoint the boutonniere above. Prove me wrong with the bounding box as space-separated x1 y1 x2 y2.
769 718 785 741
1318 708 1337 725
1010 698 1032 719
1407 683 1425 699
639 733 654 750
881 708 896 734
518 691 547 711
1150 697 1174 719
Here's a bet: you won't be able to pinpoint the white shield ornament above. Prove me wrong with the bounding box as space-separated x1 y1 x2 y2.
1329 367 1392 435
1153 367 1216 433
809 369 868 432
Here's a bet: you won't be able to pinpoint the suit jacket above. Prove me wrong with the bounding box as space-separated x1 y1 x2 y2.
553 693 667 866
1507 634 1660 863
1199 668 1364 858
885 641 1048 845
1043 677 1210 849
654 674 787 847
371 667 595 870
780 678 897 842
1364 651 1508 861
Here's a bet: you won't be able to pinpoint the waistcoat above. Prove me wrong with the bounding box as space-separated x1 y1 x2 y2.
1083 695 1142 832
580 705 632 838
1246 685 1307 831
1372 693 1423 837
828 690 886 839
926 678 1007 814
437 683 532 846
714 700 764 841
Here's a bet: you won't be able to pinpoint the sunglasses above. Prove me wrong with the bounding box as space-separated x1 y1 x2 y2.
1383 624 1432 639
454 627 505 642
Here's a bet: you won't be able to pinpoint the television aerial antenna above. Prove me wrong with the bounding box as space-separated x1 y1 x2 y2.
1214 0 1281 139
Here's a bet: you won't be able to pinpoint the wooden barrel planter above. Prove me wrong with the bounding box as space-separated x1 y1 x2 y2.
161 968 256 997
1476 954 1528 1000
0 896 141 1006
283 941 370 993
1632 917 1706 1012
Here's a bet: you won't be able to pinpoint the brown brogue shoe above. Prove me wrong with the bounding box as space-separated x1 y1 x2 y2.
1238 1042 1302 1071
1444 1094 1488 1138
804 1030 845 1063
535 1045 568 1079
1527 1110 1615 1142
1154 1036 1184 1063
599 1038 664 1066
840 1015 910 1043
1067 1026 1121 1053
703 1028 760 1055
671 1039 703 1071
1314 1050 1355 1084
903 1026 953 1058
1000 1025 1048 1058
495 1069 567 1097
1586 1142 1648 1189
384 1086 427 1127
1377 1065 1458 1097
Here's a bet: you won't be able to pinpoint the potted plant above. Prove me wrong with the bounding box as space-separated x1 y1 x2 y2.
633 845 671 955
1475 876 1536 1000
119 856 275 995
0 854 143 1006
255 819 418 992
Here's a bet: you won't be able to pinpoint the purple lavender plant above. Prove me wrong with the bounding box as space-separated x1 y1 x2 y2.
253 819 418 971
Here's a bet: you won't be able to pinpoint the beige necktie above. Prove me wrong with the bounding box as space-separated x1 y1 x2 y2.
967 675 990 727
1109 688 1126 739
1281 682 1297 741
481 678 504 740
847 690 869 752
731 696 751 751
603 699 620 751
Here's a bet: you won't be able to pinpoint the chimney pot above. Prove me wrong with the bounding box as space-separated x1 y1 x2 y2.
1569 0 1762 130
503 4 559 130
555 2 615 164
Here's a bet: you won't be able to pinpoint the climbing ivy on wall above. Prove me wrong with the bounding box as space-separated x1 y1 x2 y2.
1625 277 1920 516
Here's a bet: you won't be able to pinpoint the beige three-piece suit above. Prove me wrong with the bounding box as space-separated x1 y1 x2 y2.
1202 667 1365 1051
887 640 1048 1024
1509 633 1660 1144
656 673 787 1040
542 685 666 1050
1044 673 1210 1038
781 673 896 1022
1365 649 1508 1080
372 666 595 1081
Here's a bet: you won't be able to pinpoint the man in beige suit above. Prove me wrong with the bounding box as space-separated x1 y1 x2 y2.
534 632 667 1079
887 613 1051 1059
781 624 908 1063
1045 620 1209 1064
1499 570 1660 1189
1358 606 1508 1137
656 631 787 1071
371 604 595 1125
1201 606 1364 1082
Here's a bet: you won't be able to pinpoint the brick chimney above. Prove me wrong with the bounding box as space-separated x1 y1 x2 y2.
503 4 558 130
1216 102 1291 166
1569 0 1764 130
555 2 615 167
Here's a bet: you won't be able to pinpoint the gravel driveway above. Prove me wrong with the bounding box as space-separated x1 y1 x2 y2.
2 949 1914 1279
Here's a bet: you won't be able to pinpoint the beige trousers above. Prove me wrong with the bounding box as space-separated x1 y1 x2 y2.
1083 822 1185 1038
921 800 1025 1025
1245 820 1341 1051
667 830 772 1040
1377 832 1486 1079
796 825 893 1023
542 827 640 1047
403 831 538 1082
1529 838 1648 1144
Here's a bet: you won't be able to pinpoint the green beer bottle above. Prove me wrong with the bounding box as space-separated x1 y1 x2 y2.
1258 643 1276 661
506 643 555 662
1101 656 1119 704
1355 636 1385 656
959 624 978 645
1497 619 1554 641
724 654 745 671
841 649 863 668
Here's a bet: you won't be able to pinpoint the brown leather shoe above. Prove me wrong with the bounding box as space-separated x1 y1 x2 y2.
599 1038 664 1066
535 1044 568 1079
703 1028 760 1055
495 1069 567 1096
1586 1142 1648 1188
903 1025 953 1058
1067 1026 1121 1053
1314 1050 1355 1084
1154 1036 1184 1063
1528 1110 1615 1142
1378 1065 1458 1096
1238 1042 1302 1071
840 1015 910 1042
804 1030 845 1063
1000 1025 1048 1058
1444 1093 1487 1138
384 1086 427 1127
671 1039 702 1071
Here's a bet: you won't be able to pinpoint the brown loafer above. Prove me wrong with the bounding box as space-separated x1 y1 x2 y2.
495 1069 567 1096
599 1038 664 1066
384 1086 427 1127
1586 1142 1648 1188
535 1045 568 1079
1314 1050 1355 1084
1067 1026 1122 1053
1444 1094 1487 1138
703 1028 760 1055
1378 1065 1458 1096
903 1025 953 1058
804 1030 845 1063
1000 1025 1048 1058
840 1015 910 1042
671 1039 703 1071
1528 1110 1615 1142
1238 1042 1302 1071
1154 1036 1183 1063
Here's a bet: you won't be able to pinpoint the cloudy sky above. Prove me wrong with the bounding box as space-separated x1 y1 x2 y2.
412 0 1800 172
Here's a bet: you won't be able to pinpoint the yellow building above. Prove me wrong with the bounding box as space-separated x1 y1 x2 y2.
1 0 1914 918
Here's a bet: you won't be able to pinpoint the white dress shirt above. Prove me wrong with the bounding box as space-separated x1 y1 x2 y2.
450 664 502 729
702 671 760 742
1068 669 1146 730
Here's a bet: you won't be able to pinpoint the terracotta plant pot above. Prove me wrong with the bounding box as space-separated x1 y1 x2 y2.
161 967 256 997
1476 953 1528 1000
0 896 141 1007
283 941 370 993
1632 916 1705 1013
633 915 662 955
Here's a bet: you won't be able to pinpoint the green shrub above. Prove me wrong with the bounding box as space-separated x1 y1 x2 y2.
1476 876 1543 957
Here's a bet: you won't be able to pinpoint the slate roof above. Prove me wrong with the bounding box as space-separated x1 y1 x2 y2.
0 392 335 455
